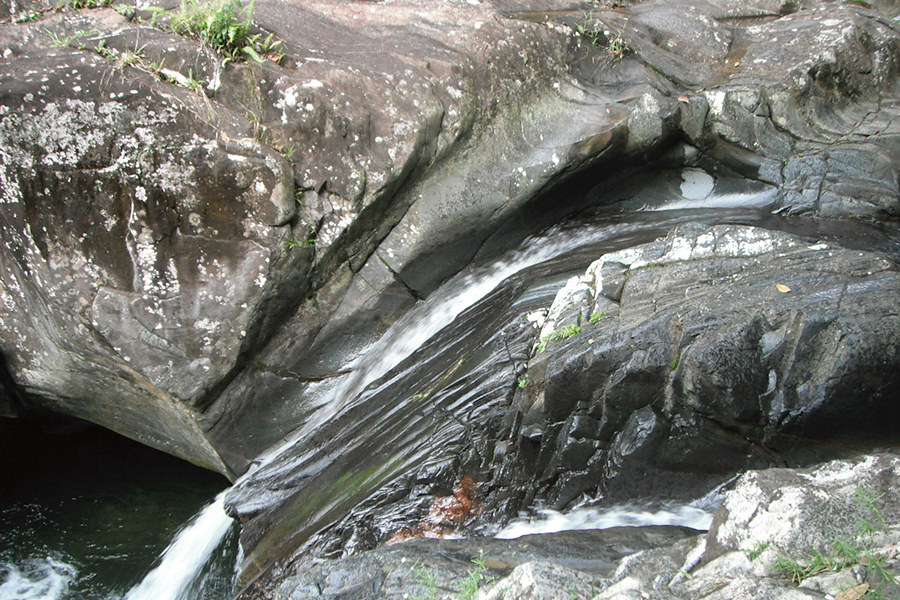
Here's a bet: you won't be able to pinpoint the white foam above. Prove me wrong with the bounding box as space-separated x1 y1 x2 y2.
0 557 77 600
495 502 715 539
125 492 233 600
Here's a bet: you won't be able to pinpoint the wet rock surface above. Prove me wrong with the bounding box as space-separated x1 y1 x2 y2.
270 453 900 600
502 224 900 509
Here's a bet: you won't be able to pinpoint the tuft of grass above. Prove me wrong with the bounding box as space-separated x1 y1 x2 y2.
59 0 112 10
774 555 807 584
747 541 770 562
606 32 626 60
773 486 898 594
280 143 296 159
458 552 490 600
589 311 606 324
537 324 583 354
170 0 271 63
12 9 44 22
572 10 627 61
47 30 93 47
411 562 439 600
552 324 582 340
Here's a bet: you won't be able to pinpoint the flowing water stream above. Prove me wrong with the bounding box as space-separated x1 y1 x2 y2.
4 168 898 600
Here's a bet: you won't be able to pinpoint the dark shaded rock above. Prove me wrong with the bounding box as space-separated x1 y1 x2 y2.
599 261 628 302
515 224 900 505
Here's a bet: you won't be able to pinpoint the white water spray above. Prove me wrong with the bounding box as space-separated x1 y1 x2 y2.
495 502 716 539
0 557 76 600
124 492 233 600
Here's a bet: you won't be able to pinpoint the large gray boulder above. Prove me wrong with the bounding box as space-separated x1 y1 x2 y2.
0 0 601 472
591 453 900 600
509 224 900 509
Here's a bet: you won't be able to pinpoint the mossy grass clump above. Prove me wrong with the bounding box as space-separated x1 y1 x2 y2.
171 0 274 63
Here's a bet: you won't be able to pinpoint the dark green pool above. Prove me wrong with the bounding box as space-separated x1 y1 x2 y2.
0 418 233 600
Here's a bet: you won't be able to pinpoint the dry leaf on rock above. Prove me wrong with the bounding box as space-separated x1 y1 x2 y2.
835 583 869 600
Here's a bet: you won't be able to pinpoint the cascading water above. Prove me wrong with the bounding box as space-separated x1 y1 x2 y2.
495 502 716 539
11 167 868 600
124 493 234 600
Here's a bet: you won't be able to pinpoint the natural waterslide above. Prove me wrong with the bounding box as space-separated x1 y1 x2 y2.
2 0 898 594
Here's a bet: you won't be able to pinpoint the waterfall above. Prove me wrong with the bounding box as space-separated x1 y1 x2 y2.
248 219 623 473
124 492 233 600
121 208 758 598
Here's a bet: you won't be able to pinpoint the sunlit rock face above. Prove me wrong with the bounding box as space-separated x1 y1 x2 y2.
1 0 899 595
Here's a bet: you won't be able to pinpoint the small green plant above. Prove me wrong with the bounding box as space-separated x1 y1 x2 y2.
170 0 276 64
774 555 807 584
552 324 582 340
773 486 898 594
458 552 490 600
47 30 92 47
280 143 296 159
112 3 135 18
411 563 439 600
573 11 627 60
246 110 265 140
118 43 146 66
243 31 282 63
93 39 114 59
856 486 887 528
157 66 205 91
606 32 626 60
574 10 603 47
60 0 112 10
517 376 528 389
670 355 680 370
13 10 43 22
183 68 204 91
747 541 770 562
537 324 583 353
589 311 606 324
146 57 166 75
